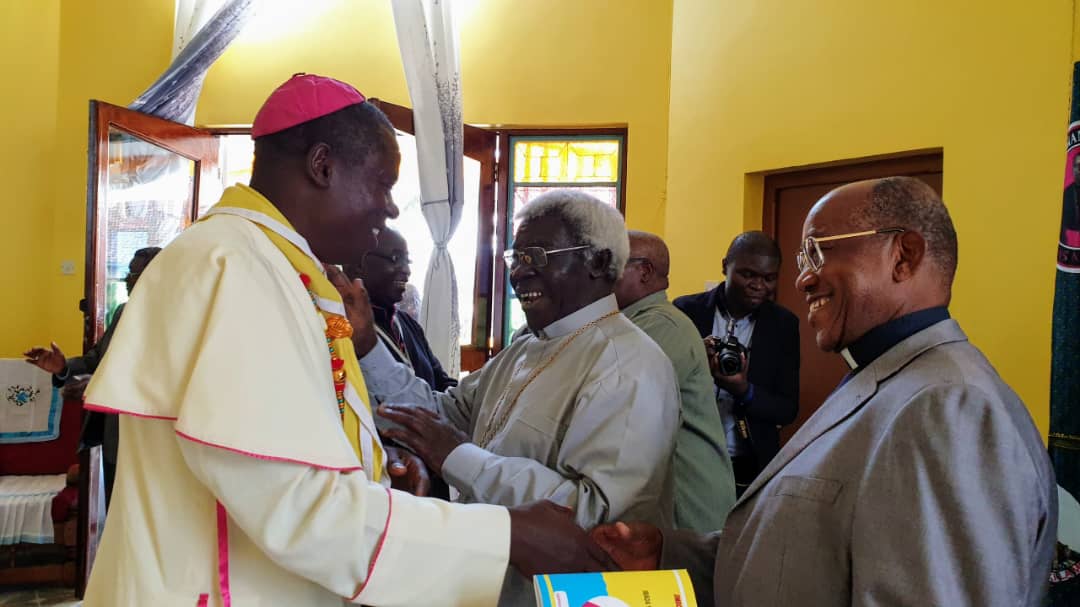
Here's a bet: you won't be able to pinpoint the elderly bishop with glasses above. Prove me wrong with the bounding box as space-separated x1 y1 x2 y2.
355 189 680 605
593 177 1056 607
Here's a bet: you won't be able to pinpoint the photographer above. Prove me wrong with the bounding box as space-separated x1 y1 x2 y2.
674 232 799 495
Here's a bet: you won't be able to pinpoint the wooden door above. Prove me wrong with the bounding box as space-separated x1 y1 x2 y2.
763 153 943 445
79 102 219 596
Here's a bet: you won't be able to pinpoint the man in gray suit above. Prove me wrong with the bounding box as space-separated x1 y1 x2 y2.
593 176 1057 606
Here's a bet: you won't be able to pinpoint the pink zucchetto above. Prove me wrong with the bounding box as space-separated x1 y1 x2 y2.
251 73 367 139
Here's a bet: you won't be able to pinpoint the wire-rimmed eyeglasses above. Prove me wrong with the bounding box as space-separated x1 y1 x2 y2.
503 245 591 269
796 228 905 273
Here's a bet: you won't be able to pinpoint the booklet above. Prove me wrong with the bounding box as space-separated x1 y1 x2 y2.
534 569 698 607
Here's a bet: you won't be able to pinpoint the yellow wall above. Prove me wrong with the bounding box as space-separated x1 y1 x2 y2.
37 0 176 356
665 0 1076 435
197 0 673 231
0 0 172 357
0 1 60 356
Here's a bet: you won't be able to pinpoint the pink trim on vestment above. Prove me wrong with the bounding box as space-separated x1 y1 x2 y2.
174 430 364 472
217 502 232 607
196 593 208 607
350 486 393 601
84 402 178 421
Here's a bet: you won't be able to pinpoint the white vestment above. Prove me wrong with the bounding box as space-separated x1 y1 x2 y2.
82 212 509 606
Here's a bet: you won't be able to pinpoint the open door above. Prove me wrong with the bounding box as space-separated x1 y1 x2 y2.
78 101 219 596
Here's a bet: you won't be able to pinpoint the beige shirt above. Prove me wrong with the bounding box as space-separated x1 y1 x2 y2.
361 294 679 529
83 214 509 606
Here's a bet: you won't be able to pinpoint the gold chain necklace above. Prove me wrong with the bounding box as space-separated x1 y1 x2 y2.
478 310 619 448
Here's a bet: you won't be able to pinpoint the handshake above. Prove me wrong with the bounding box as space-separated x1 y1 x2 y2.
508 501 663 577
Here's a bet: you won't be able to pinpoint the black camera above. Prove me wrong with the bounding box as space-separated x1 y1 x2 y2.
709 318 748 376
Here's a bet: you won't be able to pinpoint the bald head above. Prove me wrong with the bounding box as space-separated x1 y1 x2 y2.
614 230 671 308
629 231 670 279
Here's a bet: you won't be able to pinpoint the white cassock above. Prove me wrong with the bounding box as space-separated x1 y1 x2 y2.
81 212 509 606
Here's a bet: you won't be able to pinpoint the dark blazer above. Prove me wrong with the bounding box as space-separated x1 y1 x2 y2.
673 284 800 469
53 303 125 389
372 305 458 393
63 304 125 466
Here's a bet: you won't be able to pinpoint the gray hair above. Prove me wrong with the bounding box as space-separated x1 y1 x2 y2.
515 189 630 281
861 177 958 285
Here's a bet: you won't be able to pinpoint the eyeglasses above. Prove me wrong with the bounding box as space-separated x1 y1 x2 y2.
366 251 412 266
503 245 591 269
796 228 905 273
625 257 651 265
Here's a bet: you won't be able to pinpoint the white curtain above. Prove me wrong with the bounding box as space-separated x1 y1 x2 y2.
173 0 224 59
129 0 255 125
391 0 465 376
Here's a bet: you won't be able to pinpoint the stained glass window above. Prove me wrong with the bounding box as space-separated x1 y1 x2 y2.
513 140 621 184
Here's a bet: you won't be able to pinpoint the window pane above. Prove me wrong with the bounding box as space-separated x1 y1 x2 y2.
206 134 255 215
512 139 621 183
105 128 195 320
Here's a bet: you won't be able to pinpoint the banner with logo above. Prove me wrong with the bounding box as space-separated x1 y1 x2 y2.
1050 61 1080 499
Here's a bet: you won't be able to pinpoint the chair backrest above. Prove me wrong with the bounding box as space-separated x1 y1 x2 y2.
0 397 82 475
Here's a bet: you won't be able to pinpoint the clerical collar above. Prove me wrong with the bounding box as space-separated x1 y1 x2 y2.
841 306 950 371
536 294 619 340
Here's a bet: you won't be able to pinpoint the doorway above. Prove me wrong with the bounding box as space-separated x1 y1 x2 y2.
762 152 943 444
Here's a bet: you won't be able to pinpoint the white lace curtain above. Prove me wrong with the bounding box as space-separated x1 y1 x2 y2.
391 0 465 375
130 0 255 124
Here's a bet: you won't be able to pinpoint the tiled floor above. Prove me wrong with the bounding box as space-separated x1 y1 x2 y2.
0 587 80 607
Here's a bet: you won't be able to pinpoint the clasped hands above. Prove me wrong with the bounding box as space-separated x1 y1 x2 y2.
378 402 662 575
507 506 663 577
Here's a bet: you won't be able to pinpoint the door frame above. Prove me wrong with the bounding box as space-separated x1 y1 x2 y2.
762 151 944 235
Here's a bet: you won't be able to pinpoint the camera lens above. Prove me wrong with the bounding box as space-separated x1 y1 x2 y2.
719 351 742 376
